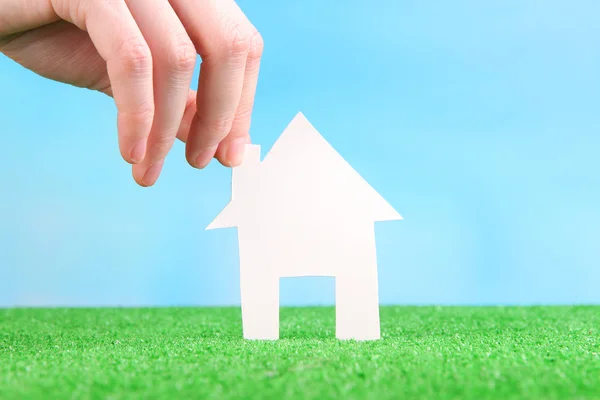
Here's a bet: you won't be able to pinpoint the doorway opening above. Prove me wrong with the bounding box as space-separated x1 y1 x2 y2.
279 276 335 339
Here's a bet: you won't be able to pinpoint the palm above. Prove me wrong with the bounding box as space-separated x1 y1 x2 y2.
1 21 111 94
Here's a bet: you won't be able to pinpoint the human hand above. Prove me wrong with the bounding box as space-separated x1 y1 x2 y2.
0 0 263 186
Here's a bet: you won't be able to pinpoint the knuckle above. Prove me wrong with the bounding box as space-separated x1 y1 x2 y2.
248 30 264 60
120 105 155 128
120 39 152 73
200 114 235 138
167 35 197 72
234 106 253 123
150 135 176 155
220 20 252 57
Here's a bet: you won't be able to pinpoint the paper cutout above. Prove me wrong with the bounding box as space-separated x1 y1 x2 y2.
207 112 402 340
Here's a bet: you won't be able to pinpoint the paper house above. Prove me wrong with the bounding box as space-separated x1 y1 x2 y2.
207 113 402 340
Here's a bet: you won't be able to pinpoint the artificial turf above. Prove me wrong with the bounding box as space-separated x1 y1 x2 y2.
0 306 599 399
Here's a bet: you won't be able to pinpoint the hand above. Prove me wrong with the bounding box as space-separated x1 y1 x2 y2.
0 0 263 187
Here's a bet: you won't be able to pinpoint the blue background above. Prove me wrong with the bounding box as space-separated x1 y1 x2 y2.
1 1 599 307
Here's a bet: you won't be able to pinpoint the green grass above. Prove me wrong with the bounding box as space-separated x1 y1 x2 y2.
0 306 599 399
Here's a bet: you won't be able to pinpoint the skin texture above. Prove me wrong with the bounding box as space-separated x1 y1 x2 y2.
0 0 264 187
0 306 599 399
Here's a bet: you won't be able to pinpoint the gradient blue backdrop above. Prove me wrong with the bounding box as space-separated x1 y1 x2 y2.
1 1 599 307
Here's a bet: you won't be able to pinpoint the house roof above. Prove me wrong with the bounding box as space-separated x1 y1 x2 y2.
206 112 402 230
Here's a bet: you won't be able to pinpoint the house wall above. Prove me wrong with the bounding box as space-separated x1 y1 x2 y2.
237 220 378 280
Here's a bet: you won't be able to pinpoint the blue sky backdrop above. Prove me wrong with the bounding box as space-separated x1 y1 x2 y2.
1 0 599 307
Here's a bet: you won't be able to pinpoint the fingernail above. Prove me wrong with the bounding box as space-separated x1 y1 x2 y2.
193 145 218 169
130 139 147 164
141 160 164 187
226 138 248 167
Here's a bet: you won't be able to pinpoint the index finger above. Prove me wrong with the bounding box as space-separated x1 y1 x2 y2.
54 0 155 165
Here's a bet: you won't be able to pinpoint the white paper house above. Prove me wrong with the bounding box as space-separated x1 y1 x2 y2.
207 112 402 340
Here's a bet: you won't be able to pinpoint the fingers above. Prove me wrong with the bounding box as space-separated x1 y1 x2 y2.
8 0 262 187
104 88 197 145
54 0 155 165
126 0 196 187
214 29 263 166
170 0 259 169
